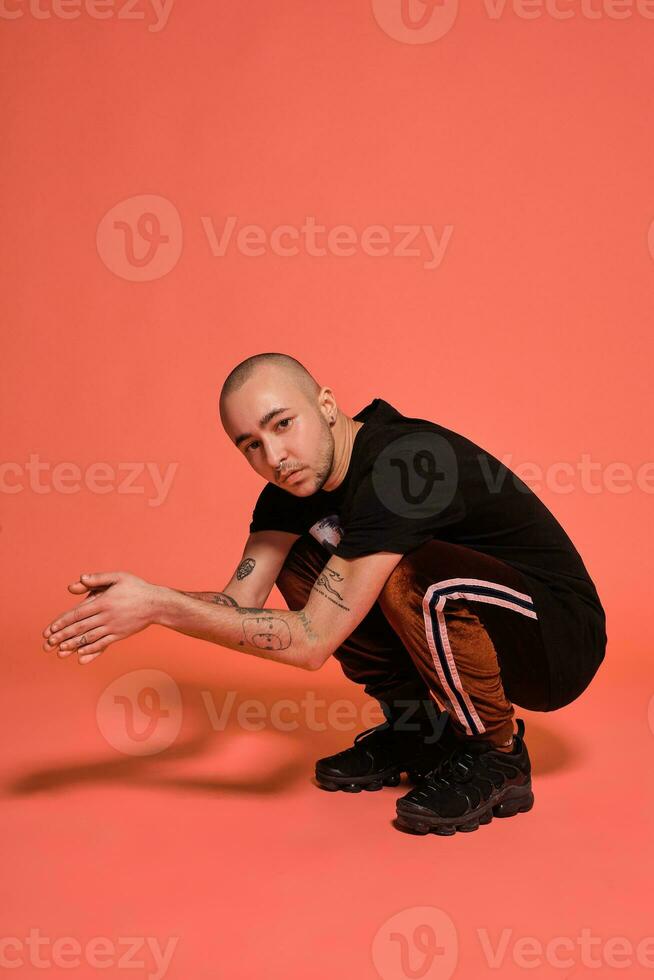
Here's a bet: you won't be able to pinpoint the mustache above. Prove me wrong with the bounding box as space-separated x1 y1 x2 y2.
277 464 305 482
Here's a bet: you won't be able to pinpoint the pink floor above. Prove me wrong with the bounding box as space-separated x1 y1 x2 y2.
3 2 653 976
3 632 652 979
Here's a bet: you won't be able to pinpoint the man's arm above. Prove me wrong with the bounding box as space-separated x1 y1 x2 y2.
153 548 404 670
172 530 301 609
43 546 405 670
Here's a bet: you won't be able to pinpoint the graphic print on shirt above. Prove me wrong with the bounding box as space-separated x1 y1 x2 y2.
308 514 343 551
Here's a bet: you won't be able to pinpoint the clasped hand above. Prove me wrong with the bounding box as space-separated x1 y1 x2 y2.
42 571 161 664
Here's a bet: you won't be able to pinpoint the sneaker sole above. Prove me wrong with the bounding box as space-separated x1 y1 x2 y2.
314 739 458 793
394 782 534 835
315 766 404 793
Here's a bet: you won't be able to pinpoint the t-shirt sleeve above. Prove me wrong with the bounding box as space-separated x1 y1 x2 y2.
329 464 467 560
249 482 309 535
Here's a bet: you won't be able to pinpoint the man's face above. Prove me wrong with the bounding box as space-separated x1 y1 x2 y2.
222 368 335 496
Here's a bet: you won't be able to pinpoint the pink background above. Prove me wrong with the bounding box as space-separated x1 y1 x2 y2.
2 1 653 977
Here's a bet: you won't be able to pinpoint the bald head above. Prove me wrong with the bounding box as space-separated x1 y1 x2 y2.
219 353 321 423
219 353 341 494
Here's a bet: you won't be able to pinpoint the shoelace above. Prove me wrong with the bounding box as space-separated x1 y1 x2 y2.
423 747 478 788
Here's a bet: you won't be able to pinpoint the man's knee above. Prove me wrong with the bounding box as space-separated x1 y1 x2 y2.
379 540 448 614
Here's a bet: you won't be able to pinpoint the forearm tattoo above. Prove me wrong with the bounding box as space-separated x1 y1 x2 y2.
180 591 313 654
312 566 350 611
236 558 256 580
239 615 292 650
180 590 238 607
296 609 319 643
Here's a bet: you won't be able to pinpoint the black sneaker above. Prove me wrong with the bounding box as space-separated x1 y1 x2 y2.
395 718 534 835
315 713 461 793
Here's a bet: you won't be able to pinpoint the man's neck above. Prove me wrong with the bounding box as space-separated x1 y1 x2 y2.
322 415 364 492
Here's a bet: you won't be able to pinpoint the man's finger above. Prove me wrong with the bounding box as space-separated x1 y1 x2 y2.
67 581 90 595
80 572 122 588
78 636 117 663
47 614 105 647
59 625 110 655
45 602 103 638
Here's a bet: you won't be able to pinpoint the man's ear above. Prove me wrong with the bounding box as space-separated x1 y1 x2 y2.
317 386 337 424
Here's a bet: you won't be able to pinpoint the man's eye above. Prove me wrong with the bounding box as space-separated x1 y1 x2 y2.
245 419 292 454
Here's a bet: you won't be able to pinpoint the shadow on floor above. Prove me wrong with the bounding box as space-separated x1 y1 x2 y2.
4 676 578 797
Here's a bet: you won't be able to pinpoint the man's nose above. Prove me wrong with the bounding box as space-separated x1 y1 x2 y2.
263 440 287 473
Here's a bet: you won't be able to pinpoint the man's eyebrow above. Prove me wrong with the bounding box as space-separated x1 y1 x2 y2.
234 407 291 447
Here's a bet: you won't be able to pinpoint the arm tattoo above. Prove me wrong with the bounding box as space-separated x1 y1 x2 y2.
296 610 319 643
236 558 256 581
312 565 350 611
212 593 238 606
240 615 291 650
178 594 311 655
179 590 238 607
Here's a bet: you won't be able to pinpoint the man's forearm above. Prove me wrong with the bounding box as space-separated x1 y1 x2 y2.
154 588 321 670
174 589 239 607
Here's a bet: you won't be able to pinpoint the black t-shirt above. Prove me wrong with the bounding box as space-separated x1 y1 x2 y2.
249 397 607 684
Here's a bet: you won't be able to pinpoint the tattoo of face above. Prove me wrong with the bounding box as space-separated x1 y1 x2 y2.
236 558 256 581
240 615 291 650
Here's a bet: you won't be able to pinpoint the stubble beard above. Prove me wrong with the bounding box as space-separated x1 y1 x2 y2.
302 419 335 494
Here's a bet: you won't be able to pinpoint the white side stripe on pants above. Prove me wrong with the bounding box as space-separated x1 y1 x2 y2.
421 577 538 736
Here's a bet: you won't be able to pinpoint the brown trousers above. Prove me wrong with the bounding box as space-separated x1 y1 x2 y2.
276 535 552 748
